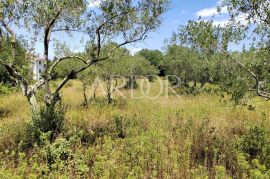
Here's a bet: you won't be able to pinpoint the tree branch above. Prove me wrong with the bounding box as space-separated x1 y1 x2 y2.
44 10 62 61
2 63 30 96
218 47 258 79
219 47 270 100
51 28 88 33
95 10 132 58
51 11 151 97
43 10 62 97
0 20 16 43
48 56 87 77
98 28 150 62
0 19 17 65
52 60 96 95
31 79 45 92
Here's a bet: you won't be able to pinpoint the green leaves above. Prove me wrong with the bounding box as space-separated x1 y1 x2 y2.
178 20 219 57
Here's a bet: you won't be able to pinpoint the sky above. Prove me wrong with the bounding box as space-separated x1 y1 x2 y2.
20 0 236 57
126 0 226 54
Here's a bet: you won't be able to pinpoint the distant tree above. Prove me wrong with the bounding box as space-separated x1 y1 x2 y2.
162 45 209 89
78 68 97 106
119 55 159 89
94 43 129 103
175 17 270 101
94 43 159 103
137 49 164 76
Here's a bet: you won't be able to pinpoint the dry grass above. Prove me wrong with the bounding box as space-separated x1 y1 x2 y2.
1 79 269 132
0 79 270 178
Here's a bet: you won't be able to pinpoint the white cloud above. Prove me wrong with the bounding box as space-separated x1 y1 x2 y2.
195 6 227 18
196 0 258 28
88 0 102 8
212 14 249 27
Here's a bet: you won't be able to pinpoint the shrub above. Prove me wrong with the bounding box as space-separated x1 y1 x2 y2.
32 105 65 137
239 124 270 169
0 83 16 96
19 105 65 149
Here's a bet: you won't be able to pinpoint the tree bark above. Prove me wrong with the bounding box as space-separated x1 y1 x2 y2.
93 82 99 99
82 81 88 107
106 76 113 104
107 92 112 104
125 76 138 89
27 94 42 115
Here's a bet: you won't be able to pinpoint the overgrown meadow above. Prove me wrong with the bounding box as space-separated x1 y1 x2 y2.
0 80 270 178
1 0 270 178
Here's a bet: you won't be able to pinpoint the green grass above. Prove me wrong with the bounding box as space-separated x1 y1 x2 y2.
0 79 270 178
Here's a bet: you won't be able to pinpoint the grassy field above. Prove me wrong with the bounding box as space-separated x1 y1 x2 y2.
0 79 270 178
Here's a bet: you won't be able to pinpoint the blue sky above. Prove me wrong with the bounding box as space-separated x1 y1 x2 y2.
23 0 235 57
127 0 223 54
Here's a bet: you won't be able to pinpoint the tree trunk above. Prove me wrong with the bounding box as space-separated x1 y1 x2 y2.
106 77 113 104
93 82 99 99
125 76 138 89
82 81 88 107
27 92 40 114
200 80 207 88
107 92 112 104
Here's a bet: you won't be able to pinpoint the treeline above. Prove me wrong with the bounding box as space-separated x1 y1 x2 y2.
37 40 270 105
1 37 269 105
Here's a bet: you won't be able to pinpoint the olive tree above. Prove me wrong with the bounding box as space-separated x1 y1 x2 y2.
0 0 170 137
162 44 209 89
218 0 270 100
93 42 129 103
94 43 158 103
118 55 159 89
176 17 270 101
137 49 164 76
0 0 170 112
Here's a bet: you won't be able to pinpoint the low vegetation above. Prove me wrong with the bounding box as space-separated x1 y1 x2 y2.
0 80 270 178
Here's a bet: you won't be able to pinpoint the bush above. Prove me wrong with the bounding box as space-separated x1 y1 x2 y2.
239 124 270 169
19 105 65 149
0 83 17 96
33 106 65 136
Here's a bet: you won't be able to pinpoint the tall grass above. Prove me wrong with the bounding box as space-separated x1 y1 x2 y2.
0 79 269 178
